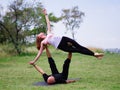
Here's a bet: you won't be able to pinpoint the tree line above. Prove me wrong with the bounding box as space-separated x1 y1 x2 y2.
0 0 84 55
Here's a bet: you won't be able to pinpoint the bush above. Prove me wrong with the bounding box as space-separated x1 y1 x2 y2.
0 44 17 56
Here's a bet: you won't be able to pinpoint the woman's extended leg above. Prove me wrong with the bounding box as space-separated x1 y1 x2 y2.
58 37 94 55
58 37 103 58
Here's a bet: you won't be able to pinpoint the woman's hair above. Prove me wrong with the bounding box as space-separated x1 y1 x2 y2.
36 35 44 50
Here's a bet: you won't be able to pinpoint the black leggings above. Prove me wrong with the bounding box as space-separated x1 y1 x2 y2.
48 57 71 80
58 36 94 56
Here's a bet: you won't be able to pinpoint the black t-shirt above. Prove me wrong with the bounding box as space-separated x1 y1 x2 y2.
43 73 66 84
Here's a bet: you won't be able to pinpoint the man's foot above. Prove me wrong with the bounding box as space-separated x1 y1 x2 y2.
94 53 104 59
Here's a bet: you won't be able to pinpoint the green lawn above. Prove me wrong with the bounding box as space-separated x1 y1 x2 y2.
0 49 120 90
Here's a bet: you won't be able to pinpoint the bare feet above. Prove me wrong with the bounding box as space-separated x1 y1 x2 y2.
94 53 104 59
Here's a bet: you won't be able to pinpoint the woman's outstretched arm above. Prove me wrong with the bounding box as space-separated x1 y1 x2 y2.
43 9 51 34
29 42 45 65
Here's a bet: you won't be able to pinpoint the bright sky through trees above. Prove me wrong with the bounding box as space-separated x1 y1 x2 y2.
0 0 120 49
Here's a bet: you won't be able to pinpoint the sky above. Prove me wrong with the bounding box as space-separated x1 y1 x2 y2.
0 0 120 49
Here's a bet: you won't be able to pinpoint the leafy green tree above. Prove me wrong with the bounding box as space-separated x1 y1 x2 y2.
62 6 85 40
0 0 61 54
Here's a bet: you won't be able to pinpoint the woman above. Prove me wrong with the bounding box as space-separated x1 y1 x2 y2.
29 9 103 65
32 47 75 84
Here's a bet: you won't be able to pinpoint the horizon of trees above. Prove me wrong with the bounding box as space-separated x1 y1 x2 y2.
0 0 84 55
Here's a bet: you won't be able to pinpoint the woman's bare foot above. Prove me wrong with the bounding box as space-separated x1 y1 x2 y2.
94 53 104 59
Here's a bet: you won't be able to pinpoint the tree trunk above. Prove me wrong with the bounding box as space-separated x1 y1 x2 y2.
0 22 21 55
72 30 75 40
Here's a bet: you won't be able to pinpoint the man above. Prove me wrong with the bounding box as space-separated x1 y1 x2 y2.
31 47 76 84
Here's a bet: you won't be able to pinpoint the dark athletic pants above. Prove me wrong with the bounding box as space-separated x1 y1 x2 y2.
58 36 94 56
48 57 71 80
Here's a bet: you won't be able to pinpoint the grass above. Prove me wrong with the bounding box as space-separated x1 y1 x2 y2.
0 48 120 90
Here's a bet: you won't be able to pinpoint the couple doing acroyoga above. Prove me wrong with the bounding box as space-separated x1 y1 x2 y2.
29 9 104 85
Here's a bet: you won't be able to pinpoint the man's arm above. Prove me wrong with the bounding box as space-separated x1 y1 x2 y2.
43 9 51 34
33 64 45 75
45 46 52 58
66 80 76 83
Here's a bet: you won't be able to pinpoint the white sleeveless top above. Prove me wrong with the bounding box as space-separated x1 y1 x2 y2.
47 34 62 48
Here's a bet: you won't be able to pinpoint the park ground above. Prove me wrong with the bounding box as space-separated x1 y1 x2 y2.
0 47 120 90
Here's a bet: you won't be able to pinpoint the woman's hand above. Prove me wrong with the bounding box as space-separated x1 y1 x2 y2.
29 61 35 65
42 9 51 34
42 9 47 15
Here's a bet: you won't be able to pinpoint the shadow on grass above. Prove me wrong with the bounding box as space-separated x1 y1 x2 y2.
33 78 81 86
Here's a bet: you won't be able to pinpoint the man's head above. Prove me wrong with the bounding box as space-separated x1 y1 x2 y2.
47 76 56 84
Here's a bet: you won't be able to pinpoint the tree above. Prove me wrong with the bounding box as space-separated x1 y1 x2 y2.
0 0 61 55
0 0 42 54
61 6 85 40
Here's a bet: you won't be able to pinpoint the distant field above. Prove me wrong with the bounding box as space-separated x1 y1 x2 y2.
0 49 120 90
